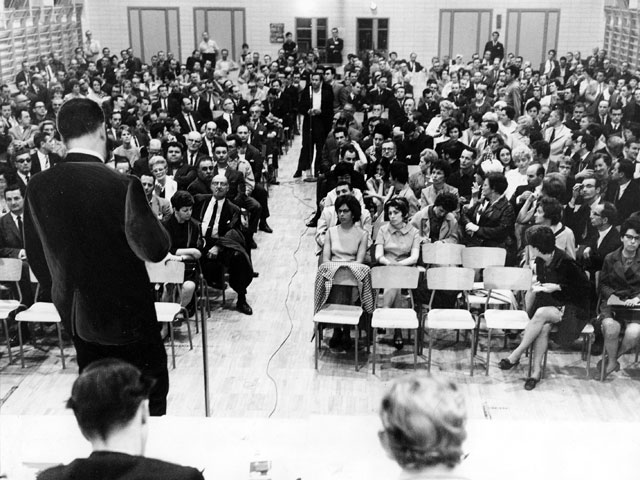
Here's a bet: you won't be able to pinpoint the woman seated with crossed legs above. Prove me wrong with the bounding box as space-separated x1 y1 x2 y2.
499 225 590 390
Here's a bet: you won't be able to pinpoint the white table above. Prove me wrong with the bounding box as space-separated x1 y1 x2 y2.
1 415 639 480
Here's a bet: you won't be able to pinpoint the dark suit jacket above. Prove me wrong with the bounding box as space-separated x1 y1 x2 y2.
582 227 621 272
0 213 22 257
604 180 640 225
30 151 61 175
193 195 242 250
37 451 203 480
151 97 180 117
483 41 504 61
366 87 393 108
177 112 203 134
564 202 597 246
298 84 334 137
461 196 515 249
24 152 170 345
510 184 535 216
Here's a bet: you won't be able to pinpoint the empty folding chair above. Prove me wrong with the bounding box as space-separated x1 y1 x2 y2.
370 266 421 374
146 260 193 369
425 267 476 375
0 258 24 364
15 270 65 369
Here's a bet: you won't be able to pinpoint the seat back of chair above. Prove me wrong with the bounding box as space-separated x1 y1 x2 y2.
462 247 506 269
145 261 185 284
0 258 23 282
371 266 420 290
483 266 532 292
421 243 464 265
427 267 475 291
333 266 360 287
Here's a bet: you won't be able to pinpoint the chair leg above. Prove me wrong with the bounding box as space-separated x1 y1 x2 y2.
527 347 532 378
185 313 193 350
486 329 492 376
169 322 176 369
585 333 592 378
428 329 433 372
372 328 377 374
3 318 12 364
354 326 359 372
413 329 417 370
314 323 319 370
56 324 65 369
470 329 475 377
18 321 24 368
541 349 548 379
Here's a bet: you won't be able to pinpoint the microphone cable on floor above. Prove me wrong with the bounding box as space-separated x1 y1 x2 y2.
266 183 314 418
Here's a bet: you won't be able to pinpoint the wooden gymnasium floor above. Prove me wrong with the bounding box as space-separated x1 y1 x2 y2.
1 135 639 422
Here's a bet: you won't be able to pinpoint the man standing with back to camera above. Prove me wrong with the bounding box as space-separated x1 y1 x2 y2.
23 98 172 415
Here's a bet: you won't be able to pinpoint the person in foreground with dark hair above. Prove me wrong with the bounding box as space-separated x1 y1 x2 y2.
37 358 204 480
498 226 590 390
23 98 171 415
379 373 469 479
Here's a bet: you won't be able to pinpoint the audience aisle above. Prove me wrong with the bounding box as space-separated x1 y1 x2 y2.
1 135 639 421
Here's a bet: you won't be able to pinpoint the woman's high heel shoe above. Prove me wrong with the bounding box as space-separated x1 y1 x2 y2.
498 358 520 370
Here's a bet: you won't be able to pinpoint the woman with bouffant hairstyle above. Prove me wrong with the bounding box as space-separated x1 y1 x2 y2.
378 374 469 478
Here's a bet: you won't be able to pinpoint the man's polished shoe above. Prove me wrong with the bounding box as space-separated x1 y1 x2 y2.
293 170 302 178
249 239 258 249
236 300 253 315
259 222 273 233
303 176 318 183
252 272 260 278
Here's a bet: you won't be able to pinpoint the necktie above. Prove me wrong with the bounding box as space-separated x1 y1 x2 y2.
549 128 556 144
162 99 167 110
44 155 50 169
188 114 195 131
17 215 23 237
205 201 218 238
24 174 30 183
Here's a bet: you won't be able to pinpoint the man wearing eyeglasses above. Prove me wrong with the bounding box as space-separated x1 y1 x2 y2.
194 174 254 315
12 148 32 190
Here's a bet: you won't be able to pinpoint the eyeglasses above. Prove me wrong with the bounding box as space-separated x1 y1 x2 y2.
211 181 227 186
200 167 215 172
623 234 640 242
16 158 31 163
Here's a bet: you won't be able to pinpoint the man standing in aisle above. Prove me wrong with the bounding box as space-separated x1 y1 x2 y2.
327 28 344 64
23 98 171 415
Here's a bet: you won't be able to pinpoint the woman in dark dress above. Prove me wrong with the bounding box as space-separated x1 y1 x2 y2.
161 191 202 314
498 226 590 390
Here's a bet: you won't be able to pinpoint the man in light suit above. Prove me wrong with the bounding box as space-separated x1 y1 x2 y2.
140 173 173 222
38 359 204 480
542 108 572 162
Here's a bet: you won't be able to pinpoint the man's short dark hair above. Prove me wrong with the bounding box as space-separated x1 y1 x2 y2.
617 159 635 180
526 225 556 254
506 65 520 78
502 105 516 120
33 131 47 149
166 141 183 153
333 126 349 138
66 358 154 441
581 134 596 152
434 192 458 213
531 140 551 159
4 184 24 199
486 172 508 195
484 120 499 134
226 133 241 145
600 201 617 226
213 140 228 151
389 161 409 184
334 194 362 222
57 98 105 142
171 190 195 210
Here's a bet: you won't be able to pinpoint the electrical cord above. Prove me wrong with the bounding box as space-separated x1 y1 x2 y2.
266 184 314 418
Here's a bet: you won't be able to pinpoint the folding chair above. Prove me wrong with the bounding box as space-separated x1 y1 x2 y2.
146 260 193 369
313 266 365 371
598 304 640 381
425 267 476 375
421 243 464 266
370 266 421 374
482 267 532 375
15 270 65 369
0 258 24 364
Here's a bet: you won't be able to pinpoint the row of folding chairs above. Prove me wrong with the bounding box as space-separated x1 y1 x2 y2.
0 258 214 370
313 244 599 377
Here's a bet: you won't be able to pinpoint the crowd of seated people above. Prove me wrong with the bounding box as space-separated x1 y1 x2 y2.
1 24 640 376
307 43 640 387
